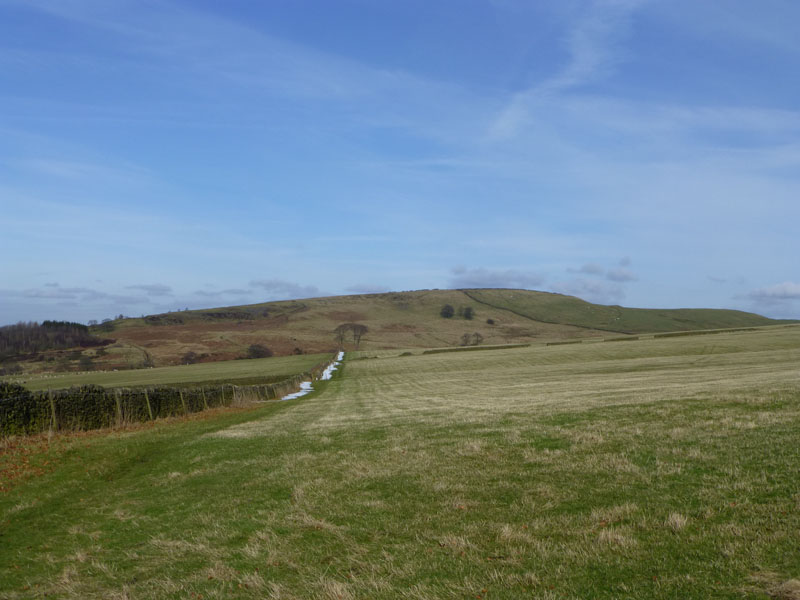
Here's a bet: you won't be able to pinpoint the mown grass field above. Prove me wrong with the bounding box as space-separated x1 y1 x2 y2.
19 353 330 391
1 325 799 598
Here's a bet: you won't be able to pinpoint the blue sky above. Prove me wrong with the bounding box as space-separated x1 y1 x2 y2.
2 0 799 324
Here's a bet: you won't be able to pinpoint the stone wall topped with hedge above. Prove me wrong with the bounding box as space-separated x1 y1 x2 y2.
0 357 334 436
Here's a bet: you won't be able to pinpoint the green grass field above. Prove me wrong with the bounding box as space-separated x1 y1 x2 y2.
463 289 786 334
1 325 799 598
19 353 330 391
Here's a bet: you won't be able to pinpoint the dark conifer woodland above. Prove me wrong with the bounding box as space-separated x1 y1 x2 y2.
0 321 107 359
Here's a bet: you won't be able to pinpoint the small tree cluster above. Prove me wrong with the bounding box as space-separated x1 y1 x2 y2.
460 332 484 346
457 306 474 320
334 323 369 348
440 305 475 320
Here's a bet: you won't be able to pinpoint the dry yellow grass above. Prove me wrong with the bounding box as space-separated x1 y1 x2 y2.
2 325 798 599
218 326 800 438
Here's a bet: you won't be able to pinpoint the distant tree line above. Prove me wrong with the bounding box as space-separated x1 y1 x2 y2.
440 305 474 320
0 321 109 360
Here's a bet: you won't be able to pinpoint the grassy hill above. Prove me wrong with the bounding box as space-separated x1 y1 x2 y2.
84 288 791 368
462 288 784 333
8 288 790 372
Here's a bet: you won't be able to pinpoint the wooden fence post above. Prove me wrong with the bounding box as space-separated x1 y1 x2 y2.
179 389 188 414
144 388 154 420
114 388 122 427
201 387 208 410
48 390 58 432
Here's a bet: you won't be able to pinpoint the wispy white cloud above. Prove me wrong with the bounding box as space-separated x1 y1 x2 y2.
606 267 637 282
249 279 325 300
194 288 252 298
5 0 482 147
2 0 799 322
10 157 152 184
1 283 146 306
566 261 637 283
489 0 647 139
125 283 173 297
571 263 605 275
448 266 545 290
550 278 625 305
345 284 391 294
747 282 800 302
738 281 800 319
652 0 800 56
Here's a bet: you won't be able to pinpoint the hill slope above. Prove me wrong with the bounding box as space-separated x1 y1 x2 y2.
462 289 782 333
71 288 789 369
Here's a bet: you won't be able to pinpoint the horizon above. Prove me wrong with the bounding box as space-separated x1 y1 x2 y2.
2 0 800 323
2 286 795 328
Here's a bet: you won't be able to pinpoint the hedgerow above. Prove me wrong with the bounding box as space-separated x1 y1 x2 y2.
0 358 333 436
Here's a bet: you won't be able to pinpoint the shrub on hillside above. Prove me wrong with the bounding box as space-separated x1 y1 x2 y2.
440 304 455 318
247 344 273 359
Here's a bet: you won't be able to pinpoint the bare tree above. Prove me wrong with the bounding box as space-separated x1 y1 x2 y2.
460 332 484 346
334 323 369 348
334 324 350 346
351 324 368 348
